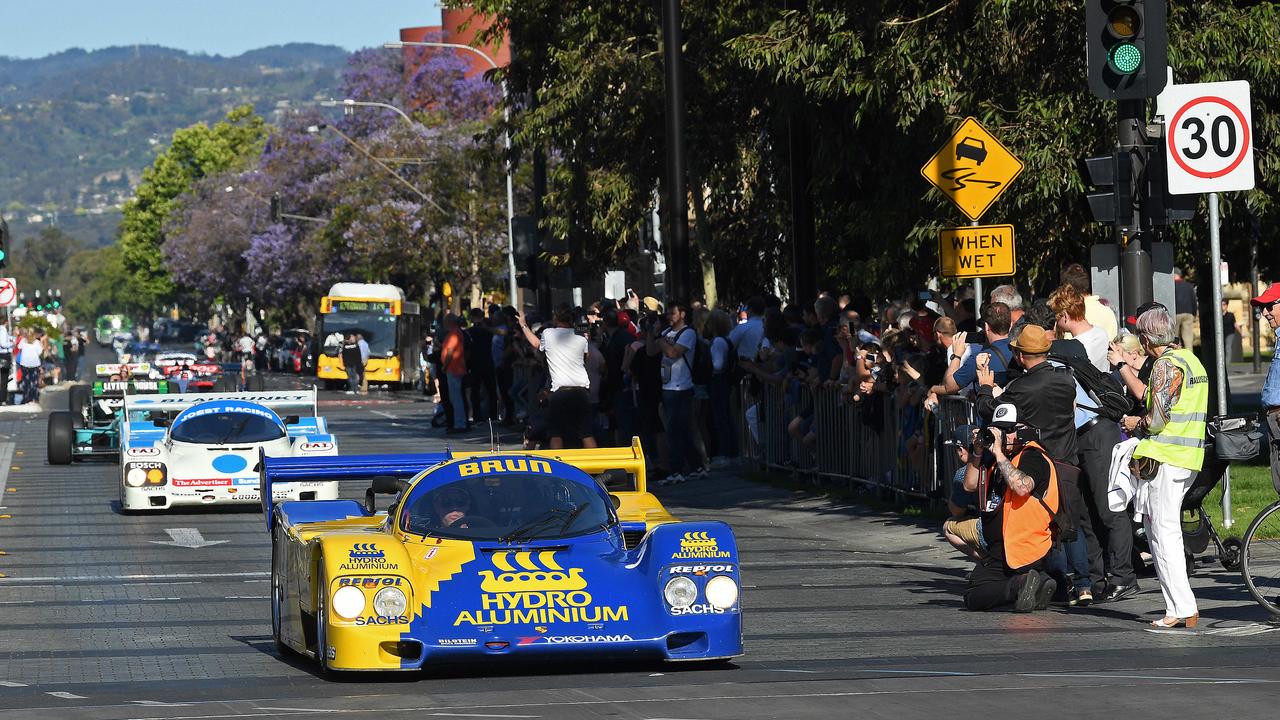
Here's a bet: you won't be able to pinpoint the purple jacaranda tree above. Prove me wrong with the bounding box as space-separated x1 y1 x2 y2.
404 46 502 124
162 170 263 313
339 48 405 138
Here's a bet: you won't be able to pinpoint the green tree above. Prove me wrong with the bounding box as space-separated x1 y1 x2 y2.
117 104 267 314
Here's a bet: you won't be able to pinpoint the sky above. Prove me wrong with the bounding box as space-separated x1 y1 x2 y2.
0 0 443 59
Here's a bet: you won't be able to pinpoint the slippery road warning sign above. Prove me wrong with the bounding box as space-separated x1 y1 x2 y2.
939 225 1016 278
921 117 1024 221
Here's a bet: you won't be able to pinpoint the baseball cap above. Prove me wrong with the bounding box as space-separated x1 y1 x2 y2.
642 296 663 313
1251 282 1280 307
990 403 1020 429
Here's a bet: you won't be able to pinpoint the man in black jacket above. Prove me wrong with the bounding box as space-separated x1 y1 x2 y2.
975 324 1078 464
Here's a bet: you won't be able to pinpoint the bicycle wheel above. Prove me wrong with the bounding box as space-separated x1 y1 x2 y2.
1240 500 1280 616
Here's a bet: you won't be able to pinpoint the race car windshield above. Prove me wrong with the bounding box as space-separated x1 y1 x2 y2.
401 475 613 541
170 412 286 444
320 311 397 357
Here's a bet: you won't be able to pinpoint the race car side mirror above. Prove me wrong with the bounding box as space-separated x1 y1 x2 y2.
283 415 299 425
609 494 621 510
371 476 410 495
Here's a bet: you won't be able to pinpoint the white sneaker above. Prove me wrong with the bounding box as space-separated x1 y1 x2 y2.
344 390 355 395
659 474 684 486
688 467 708 480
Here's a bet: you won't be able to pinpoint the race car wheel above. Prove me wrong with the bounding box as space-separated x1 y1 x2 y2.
68 384 90 415
47 411 75 465
315 561 332 674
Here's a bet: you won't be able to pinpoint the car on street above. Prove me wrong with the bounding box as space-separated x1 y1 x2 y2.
262 440 743 673
119 388 338 512
47 363 168 465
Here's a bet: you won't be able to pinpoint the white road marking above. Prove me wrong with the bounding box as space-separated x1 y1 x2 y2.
1019 672 1272 682
45 691 87 699
138 597 182 601
224 596 270 600
131 701 193 707
0 571 268 583
371 410 398 420
0 581 205 589
427 715 539 719
763 669 818 674
150 528 228 549
242 579 270 584
0 680 27 687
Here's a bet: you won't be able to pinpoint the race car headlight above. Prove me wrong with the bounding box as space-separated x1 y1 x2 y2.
126 468 147 487
373 586 407 618
332 585 365 620
664 576 697 609
705 575 739 610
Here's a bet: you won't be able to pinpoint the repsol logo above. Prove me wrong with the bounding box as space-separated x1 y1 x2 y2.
669 564 734 575
338 576 402 588
354 615 409 626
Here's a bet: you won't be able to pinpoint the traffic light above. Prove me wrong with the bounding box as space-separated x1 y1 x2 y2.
270 193 282 223
1086 0 1167 100
1082 152 1133 225
512 215 537 290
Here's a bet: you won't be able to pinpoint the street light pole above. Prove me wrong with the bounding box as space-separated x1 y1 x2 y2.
384 40 519 305
320 98 413 125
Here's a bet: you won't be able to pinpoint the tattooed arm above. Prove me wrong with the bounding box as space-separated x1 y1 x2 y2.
1138 357 1183 437
988 427 1038 497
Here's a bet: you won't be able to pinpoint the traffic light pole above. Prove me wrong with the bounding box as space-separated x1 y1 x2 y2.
1117 99 1153 319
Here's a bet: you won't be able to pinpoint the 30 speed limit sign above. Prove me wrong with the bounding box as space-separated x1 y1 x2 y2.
1158 80 1255 195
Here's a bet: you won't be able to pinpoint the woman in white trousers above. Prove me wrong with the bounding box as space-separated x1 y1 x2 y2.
1121 306 1207 628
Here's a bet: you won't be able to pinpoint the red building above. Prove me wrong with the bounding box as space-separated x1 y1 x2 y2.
399 7 510 82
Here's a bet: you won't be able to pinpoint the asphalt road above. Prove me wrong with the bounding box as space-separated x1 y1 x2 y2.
1 368 1280 719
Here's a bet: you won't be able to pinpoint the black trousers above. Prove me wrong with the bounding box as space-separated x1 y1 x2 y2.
965 547 1044 611
469 369 498 422
1079 420 1134 585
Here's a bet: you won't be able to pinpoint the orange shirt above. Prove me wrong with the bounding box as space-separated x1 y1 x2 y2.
442 329 466 376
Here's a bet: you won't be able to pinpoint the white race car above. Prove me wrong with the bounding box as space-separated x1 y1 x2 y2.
119 389 339 511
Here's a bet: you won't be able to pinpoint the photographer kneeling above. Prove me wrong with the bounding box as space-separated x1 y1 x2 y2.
964 404 1062 612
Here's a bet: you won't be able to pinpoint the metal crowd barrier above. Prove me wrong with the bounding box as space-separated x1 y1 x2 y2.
738 380 975 500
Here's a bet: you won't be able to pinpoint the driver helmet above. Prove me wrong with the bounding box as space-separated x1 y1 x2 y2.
432 486 472 514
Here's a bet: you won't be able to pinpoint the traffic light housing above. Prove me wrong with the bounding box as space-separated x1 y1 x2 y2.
0 214 8 268
1082 152 1133 225
270 193 282 224
512 215 538 290
1086 0 1168 100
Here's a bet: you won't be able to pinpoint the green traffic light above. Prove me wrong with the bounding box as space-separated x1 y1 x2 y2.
1109 42 1142 74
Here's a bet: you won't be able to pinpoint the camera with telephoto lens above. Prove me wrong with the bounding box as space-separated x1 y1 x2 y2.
977 427 996 447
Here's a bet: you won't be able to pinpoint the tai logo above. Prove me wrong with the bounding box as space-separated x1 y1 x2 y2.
671 531 731 560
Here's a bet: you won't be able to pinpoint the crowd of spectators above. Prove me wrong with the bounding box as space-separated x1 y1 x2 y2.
424 263 1219 624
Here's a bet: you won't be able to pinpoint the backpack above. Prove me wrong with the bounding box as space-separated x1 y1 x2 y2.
679 327 715 386
1047 352 1130 422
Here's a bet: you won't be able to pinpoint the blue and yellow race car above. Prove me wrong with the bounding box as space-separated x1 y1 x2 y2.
261 440 742 673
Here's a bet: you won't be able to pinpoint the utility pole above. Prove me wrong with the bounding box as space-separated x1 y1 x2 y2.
660 0 690 304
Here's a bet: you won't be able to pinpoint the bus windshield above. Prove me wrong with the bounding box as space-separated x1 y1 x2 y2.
322 311 397 357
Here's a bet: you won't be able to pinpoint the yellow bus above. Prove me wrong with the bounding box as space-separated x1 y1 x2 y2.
316 282 422 389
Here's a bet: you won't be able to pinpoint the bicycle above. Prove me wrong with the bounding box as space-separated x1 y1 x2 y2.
1218 413 1280 615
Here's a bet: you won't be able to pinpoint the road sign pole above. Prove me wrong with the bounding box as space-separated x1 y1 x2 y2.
1208 191 1231 527
970 219 983 304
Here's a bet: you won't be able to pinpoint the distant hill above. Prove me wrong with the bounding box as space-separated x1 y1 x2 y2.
0 43 348 245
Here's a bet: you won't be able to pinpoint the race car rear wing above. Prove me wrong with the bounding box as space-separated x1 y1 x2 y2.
455 436 649 493
260 451 452 530
122 388 319 417
96 362 152 378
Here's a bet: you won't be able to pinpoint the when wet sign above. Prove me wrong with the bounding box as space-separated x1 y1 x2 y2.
938 225 1016 278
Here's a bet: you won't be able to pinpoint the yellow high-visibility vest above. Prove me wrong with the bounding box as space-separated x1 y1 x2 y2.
1134 347 1209 471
